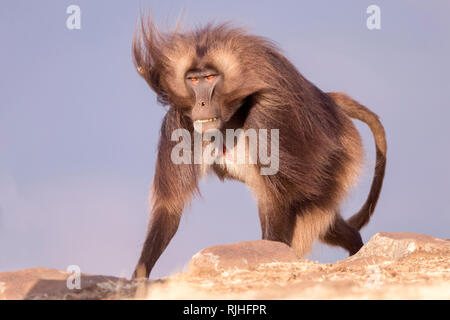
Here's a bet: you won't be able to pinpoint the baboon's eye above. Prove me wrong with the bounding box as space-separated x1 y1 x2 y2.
205 75 216 82
190 77 199 85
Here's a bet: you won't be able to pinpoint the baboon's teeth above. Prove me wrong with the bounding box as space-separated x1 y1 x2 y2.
194 117 218 123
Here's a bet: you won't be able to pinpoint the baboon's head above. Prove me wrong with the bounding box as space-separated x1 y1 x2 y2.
133 20 273 132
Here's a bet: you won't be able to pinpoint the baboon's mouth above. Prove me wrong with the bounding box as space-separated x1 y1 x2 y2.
194 117 218 123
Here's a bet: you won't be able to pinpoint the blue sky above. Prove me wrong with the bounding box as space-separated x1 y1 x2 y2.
0 1 449 278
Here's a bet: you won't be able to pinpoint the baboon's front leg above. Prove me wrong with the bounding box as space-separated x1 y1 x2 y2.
132 111 198 278
133 205 182 279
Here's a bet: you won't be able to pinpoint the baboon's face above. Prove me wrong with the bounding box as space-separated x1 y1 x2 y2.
185 67 224 132
132 23 268 131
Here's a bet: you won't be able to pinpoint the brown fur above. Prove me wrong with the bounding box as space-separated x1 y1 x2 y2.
132 18 387 278
327 92 387 230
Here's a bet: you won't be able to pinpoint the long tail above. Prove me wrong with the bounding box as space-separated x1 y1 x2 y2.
328 92 387 231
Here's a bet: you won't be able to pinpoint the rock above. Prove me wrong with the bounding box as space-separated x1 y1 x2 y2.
188 240 299 275
0 267 135 300
1 232 449 299
351 232 450 260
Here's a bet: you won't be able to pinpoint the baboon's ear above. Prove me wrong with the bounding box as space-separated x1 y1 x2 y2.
208 48 241 94
207 44 268 104
161 47 196 100
133 15 198 105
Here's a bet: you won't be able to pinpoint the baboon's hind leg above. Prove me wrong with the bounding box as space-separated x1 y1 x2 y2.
320 213 363 255
258 202 340 258
290 206 336 258
258 203 297 246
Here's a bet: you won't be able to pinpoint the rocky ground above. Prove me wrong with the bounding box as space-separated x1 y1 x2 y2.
0 232 449 300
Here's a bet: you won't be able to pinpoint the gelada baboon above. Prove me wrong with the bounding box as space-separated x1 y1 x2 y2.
132 18 387 278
